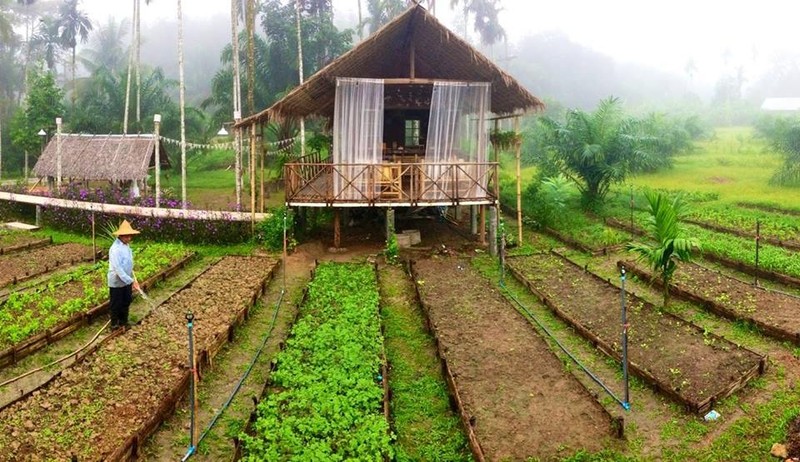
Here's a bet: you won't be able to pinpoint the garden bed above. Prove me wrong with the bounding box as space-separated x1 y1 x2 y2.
0 242 99 289
0 244 195 368
506 252 767 415
0 255 278 461
411 255 619 461
620 260 800 346
0 233 51 256
237 262 393 461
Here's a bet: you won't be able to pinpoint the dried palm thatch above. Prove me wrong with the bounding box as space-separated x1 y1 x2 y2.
236 4 543 127
32 134 170 182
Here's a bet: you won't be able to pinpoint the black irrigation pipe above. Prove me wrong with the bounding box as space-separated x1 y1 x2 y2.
496 259 629 411
182 287 286 461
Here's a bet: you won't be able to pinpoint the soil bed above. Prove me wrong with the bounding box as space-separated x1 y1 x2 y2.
0 243 97 289
621 260 800 346
412 255 616 461
0 256 278 461
0 250 195 369
506 252 766 414
0 233 50 256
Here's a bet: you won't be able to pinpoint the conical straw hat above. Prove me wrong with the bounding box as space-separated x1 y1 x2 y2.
112 220 140 236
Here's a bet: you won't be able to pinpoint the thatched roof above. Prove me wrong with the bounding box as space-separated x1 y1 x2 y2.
237 4 543 127
32 134 170 182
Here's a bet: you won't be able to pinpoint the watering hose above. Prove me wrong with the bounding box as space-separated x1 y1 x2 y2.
0 320 111 389
497 275 629 410
181 288 286 460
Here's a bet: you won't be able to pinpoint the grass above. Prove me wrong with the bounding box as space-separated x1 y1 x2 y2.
624 127 800 207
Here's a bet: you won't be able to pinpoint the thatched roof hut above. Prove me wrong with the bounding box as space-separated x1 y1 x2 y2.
32 134 170 182
236 4 543 127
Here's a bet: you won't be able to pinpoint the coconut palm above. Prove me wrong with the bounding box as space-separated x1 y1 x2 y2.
56 0 92 105
177 0 187 208
627 191 699 307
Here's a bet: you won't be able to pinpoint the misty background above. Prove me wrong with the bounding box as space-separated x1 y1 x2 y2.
70 0 800 111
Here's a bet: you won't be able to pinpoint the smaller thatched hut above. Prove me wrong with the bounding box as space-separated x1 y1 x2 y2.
32 134 170 193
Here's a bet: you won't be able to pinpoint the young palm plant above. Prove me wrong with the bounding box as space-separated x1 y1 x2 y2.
627 191 699 307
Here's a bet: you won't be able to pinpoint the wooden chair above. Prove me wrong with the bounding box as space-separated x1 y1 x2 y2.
375 163 402 200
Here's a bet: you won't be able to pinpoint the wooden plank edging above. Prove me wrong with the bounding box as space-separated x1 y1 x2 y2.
506 252 767 415
620 260 800 347
105 256 280 462
0 252 196 369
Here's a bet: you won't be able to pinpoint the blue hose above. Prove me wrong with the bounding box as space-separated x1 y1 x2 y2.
498 276 629 410
182 288 286 459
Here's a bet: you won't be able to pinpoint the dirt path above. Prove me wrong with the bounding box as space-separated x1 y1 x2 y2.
413 255 616 461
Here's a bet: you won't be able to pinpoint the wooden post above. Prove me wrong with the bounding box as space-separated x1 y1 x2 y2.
91 211 96 264
514 116 523 244
154 114 161 208
386 207 395 237
259 142 264 213
471 205 478 235
55 117 62 193
234 111 242 208
489 205 498 256
333 208 341 248
479 204 486 245
250 124 256 233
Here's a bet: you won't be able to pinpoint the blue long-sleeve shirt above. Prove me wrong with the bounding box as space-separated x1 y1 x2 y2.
107 238 134 288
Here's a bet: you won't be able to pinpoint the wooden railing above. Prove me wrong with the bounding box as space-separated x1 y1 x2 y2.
285 161 498 205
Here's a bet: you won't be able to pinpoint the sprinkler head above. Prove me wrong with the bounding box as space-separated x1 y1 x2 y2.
185 312 194 322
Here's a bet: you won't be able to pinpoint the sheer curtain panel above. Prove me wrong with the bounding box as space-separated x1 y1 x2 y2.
424 82 490 200
332 78 385 200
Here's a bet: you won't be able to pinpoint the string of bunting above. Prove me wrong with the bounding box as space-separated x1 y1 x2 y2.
158 135 298 154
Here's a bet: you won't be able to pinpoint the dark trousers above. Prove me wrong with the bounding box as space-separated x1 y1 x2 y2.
109 284 133 327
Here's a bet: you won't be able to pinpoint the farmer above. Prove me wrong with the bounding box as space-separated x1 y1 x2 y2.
107 220 140 330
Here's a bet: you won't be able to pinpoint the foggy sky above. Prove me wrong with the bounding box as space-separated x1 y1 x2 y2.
77 0 800 87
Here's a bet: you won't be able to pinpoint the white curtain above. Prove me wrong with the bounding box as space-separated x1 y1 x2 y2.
333 78 384 200
424 82 490 200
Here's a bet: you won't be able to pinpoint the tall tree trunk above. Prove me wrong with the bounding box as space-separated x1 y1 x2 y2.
177 0 188 209
357 0 363 40
135 0 141 125
296 0 305 157
71 46 76 106
231 0 242 207
245 0 256 116
123 0 135 134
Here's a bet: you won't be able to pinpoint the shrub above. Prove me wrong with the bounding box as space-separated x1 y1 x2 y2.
254 206 295 251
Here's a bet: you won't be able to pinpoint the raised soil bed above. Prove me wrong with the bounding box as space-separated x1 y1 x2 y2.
0 242 99 289
0 255 279 461
506 252 767 415
0 252 196 369
620 260 800 346
412 255 620 461
0 235 51 256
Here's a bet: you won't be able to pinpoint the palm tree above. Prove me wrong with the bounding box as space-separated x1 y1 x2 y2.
231 0 243 206
79 17 128 74
245 0 256 115
56 0 93 105
627 191 699 307
365 0 404 34
539 97 643 207
31 16 63 73
448 0 505 45
296 0 305 156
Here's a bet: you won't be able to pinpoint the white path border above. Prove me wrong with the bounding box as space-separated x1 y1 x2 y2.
0 192 270 222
